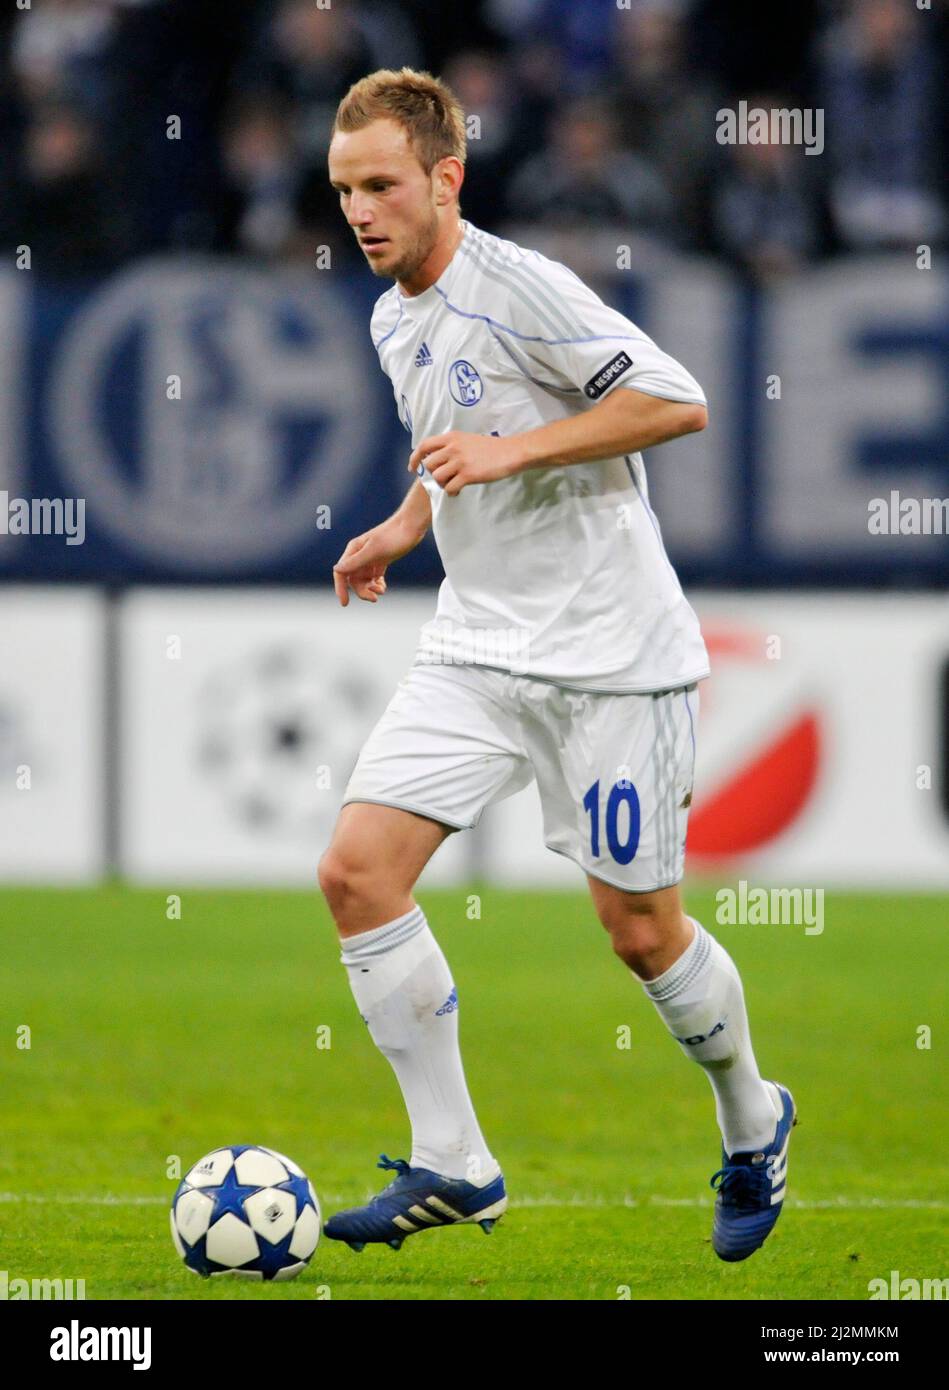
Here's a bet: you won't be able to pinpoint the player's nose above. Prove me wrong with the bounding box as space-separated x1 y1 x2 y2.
346 196 373 228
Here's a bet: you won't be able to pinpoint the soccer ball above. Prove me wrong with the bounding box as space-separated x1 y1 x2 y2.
171 1144 321 1280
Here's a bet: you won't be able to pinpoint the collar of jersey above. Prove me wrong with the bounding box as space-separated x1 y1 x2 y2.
395 219 470 316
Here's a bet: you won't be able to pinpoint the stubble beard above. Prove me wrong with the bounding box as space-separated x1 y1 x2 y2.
378 205 440 284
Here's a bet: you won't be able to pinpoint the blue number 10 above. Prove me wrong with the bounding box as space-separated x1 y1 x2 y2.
583 778 641 865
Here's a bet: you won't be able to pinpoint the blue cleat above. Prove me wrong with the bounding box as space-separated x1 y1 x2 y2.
710 1082 798 1262
323 1155 507 1251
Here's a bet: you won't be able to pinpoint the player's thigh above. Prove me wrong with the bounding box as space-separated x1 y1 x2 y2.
340 661 532 833
525 681 698 893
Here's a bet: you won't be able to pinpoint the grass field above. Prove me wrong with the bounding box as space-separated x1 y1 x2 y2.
1 885 946 1301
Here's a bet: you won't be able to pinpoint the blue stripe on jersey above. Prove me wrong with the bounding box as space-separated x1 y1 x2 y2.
684 686 697 766
488 326 582 396
432 284 644 350
459 236 585 340
624 455 679 584
624 455 662 544
372 291 403 350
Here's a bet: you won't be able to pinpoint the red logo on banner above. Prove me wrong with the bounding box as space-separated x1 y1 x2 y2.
688 626 823 859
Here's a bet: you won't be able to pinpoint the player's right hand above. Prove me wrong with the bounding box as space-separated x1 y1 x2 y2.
333 511 429 608
333 529 390 607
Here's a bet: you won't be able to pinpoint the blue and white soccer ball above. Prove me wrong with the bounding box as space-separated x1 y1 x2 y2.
171 1145 321 1280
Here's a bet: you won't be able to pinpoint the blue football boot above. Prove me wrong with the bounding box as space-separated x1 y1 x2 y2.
323 1155 508 1251
710 1082 798 1262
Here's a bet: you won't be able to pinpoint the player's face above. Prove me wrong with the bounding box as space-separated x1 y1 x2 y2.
329 119 439 282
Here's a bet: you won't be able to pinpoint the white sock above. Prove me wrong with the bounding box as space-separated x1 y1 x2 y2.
641 918 780 1155
340 905 498 1183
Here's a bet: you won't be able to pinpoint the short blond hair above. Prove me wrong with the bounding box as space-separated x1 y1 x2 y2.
334 67 466 174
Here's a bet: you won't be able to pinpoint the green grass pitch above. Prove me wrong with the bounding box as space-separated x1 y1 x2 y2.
1 885 946 1300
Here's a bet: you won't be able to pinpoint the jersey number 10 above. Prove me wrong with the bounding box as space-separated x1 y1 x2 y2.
582 779 641 865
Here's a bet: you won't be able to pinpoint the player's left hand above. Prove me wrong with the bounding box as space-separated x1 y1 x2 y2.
408 431 521 495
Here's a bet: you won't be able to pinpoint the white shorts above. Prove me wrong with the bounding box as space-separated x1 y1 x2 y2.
341 663 699 892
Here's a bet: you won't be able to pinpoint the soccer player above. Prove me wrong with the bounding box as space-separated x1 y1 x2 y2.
320 68 795 1262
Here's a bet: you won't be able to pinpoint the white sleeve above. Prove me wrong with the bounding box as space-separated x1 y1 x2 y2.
492 255 707 407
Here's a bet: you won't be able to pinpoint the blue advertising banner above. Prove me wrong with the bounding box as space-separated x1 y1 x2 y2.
0 254 946 586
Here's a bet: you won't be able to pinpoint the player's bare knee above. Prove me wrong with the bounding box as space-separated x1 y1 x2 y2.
317 847 361 912
605 916 667 973
318 845 416 937
596 888 663 932
593 888 690 976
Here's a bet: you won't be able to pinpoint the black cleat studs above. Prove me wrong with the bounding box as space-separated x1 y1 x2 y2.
347 1241 365 1253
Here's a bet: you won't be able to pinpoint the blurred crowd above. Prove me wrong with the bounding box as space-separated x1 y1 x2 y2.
0 0 946 282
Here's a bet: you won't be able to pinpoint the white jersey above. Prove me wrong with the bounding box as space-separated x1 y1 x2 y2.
370 219 710 693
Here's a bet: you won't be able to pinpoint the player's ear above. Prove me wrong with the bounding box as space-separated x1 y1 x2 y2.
433 156 464 206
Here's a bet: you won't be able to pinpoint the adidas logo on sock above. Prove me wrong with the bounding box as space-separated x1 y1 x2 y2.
414 341 433 367
435 986 458 1016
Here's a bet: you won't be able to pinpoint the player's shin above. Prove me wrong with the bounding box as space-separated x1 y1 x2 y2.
638 917 779 1155
339 905 497 1182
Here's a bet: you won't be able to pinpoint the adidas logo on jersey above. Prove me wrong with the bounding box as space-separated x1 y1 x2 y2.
414 341 433 367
